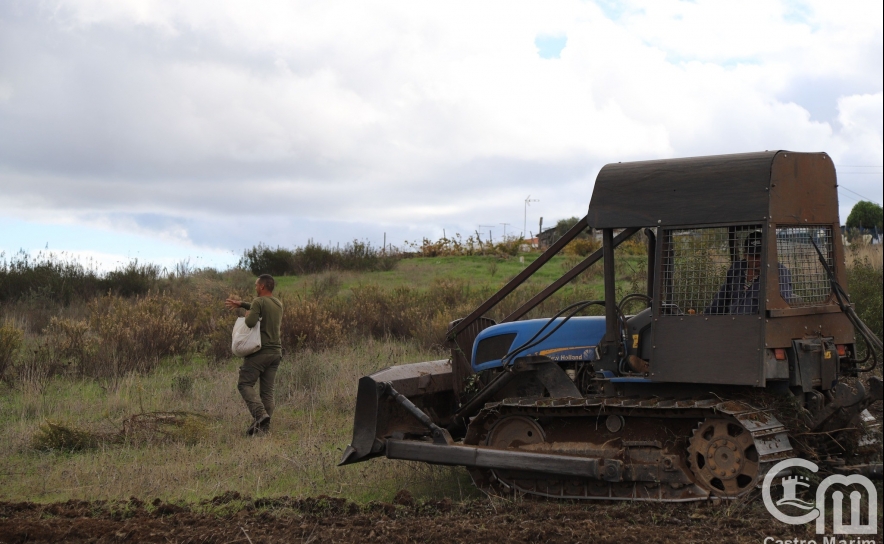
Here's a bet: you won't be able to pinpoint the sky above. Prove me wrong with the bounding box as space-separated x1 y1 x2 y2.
1 0 882 271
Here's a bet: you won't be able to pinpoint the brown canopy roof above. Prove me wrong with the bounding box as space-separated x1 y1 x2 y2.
586 150 825 228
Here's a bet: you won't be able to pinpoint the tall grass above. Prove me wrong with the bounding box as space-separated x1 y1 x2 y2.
846 244 883 358
0 338 473 503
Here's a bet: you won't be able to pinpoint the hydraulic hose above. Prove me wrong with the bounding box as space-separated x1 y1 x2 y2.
500 300 606 367
811 240 881 372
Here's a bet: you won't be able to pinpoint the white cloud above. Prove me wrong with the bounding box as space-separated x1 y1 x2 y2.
0 0 880 251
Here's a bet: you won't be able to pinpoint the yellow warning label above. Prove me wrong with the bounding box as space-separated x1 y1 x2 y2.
632 334 639 349
824 350 832 359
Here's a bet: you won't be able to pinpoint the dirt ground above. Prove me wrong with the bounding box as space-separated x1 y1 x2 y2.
2 491 880 544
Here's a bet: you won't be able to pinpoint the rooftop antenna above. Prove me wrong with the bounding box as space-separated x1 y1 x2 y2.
524 195 539 238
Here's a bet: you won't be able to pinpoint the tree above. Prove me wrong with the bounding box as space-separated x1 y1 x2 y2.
553 217 593 239
846 201 883 230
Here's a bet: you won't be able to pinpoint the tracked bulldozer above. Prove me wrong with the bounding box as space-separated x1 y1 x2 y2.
340 151 883 501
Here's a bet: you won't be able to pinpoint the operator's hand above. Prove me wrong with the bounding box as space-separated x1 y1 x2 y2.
224 297 242 310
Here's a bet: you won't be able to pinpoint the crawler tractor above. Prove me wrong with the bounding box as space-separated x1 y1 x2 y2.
340 151 883 501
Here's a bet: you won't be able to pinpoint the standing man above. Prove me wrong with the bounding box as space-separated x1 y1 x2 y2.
225 274 283 435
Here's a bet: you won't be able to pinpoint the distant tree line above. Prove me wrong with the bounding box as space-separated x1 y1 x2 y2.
238 241 399 276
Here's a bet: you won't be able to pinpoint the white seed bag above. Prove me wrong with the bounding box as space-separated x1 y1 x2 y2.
231 317 262 357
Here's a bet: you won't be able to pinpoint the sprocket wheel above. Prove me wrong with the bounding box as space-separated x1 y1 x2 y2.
687 418 759 498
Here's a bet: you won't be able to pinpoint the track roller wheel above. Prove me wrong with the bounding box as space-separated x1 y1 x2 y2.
687 418 759 498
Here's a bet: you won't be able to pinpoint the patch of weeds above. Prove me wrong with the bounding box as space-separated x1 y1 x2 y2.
32 420 112 452
171 374 194 397
121 412 211 446
32 411 211 452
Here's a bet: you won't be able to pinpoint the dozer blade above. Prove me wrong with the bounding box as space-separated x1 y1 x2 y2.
339 359 454 466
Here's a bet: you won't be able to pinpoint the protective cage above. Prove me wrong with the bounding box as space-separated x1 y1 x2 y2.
659 225 763 315
774 226 834 307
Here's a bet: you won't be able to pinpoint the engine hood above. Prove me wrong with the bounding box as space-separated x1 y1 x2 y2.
471 316 607 372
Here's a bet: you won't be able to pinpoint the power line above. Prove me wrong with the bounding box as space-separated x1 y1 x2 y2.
837 189 861 203
839 186 880 203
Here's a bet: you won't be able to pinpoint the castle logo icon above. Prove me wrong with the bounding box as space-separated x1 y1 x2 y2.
762 458 877 535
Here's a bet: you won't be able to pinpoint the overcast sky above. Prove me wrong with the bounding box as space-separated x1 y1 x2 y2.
1 0 882 270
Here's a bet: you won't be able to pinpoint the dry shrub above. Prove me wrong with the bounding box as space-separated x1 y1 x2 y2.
346 284 423 338
409 308 462 348
564 237 601 256
311 271 343 299
14 339 63 394
279 296 344 350
120 412 210 446
32 412 209 451
32 420 110 451
846 243 882 271
428 278 473 308
204 311 239 363
618 237 648 255
88 292 194 375
0 319 24 381
43 316 95 372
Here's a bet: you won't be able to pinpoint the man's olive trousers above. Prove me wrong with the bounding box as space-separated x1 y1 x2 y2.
237 352 282 420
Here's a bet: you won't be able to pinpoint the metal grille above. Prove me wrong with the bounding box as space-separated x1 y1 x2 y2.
775 226 833 307
660 225 762 315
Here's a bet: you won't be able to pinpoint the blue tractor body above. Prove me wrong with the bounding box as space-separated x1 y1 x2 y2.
471 316 606 372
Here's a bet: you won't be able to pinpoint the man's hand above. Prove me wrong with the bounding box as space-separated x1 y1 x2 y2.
225 297 242 310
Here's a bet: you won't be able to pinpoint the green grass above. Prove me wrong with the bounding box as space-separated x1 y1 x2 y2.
0 338 478 504
276 252 647 306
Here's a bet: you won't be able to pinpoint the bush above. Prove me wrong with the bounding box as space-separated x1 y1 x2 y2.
847 254 883 357
239 244 296 276
87 292 194 376
0 250 104 305
278 296 344 351
564 237 601 256
0 252 166 305
102 260 162 297
240 241 400 276
0 320 24 381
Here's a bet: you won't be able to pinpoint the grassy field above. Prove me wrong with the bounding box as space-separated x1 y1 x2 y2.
274 252 645 300
0 338 475 504
1 246 881 508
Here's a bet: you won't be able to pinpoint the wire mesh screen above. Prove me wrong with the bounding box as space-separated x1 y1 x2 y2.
660 225 762 315
775 226 833 307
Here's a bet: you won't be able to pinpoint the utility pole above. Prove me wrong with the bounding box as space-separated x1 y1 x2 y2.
500 223 511 239
479 225 495 245
524 195 539 238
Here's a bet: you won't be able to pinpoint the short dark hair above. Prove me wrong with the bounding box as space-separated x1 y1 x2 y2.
257 274 275 292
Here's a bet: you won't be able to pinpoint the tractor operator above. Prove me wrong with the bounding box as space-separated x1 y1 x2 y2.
225 274 284 435
705 231 798 315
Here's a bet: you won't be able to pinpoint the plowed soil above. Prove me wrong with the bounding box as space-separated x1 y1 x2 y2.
3 491 873 544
